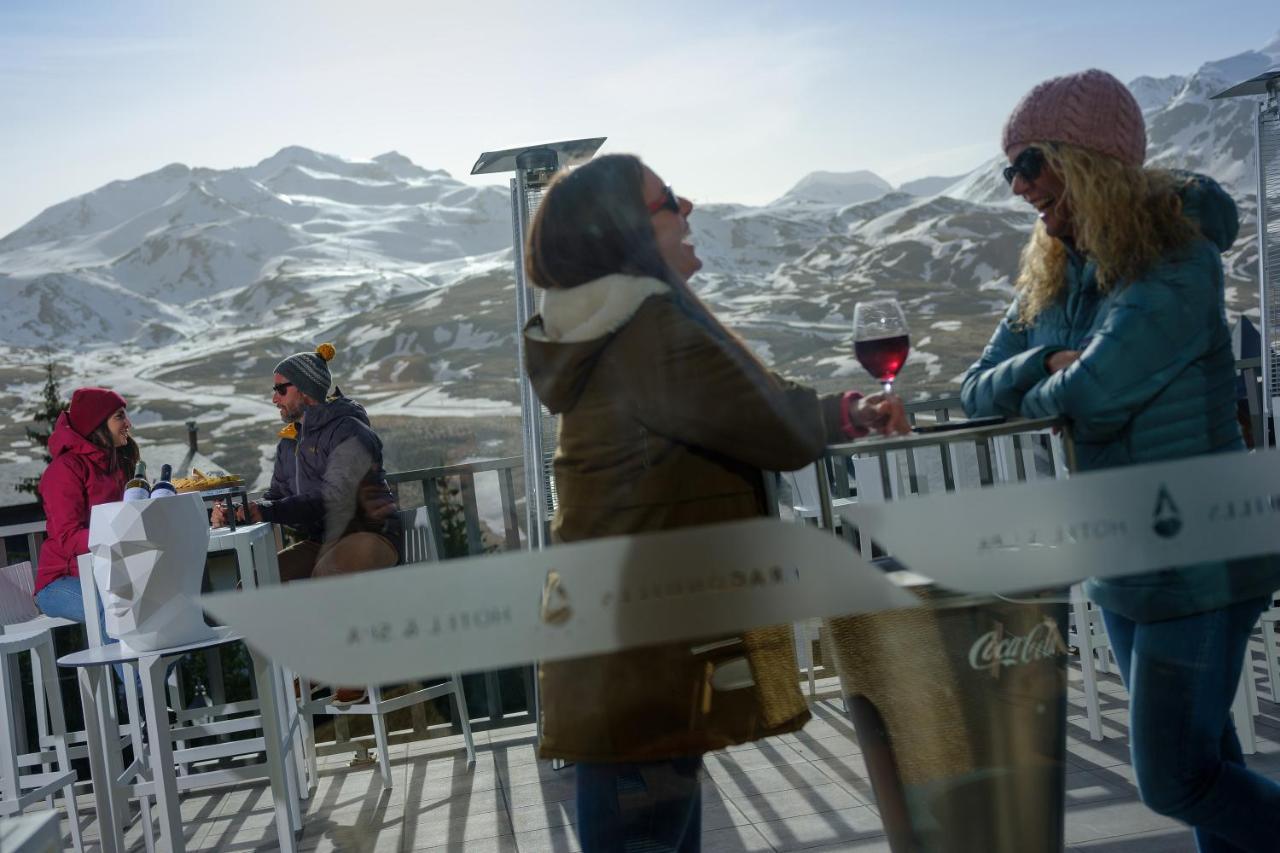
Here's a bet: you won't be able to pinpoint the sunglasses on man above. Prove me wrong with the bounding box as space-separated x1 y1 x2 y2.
646 185 680 215
1002 146 1046 186
272 382 293 396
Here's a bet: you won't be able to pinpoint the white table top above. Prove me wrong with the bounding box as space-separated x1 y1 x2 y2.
57 625 241 668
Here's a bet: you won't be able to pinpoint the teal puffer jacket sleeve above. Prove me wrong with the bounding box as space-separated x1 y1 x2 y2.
961 302 1065 417
1019 240 1220 442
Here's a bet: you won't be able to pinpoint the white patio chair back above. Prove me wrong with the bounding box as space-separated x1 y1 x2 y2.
782 466 824 523
0 562 40 627
400 506 441 564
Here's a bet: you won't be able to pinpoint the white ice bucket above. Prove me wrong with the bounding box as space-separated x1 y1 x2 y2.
89 492 215 653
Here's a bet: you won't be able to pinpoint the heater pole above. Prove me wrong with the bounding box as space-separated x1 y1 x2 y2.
471 137 605 551
510 149 558 549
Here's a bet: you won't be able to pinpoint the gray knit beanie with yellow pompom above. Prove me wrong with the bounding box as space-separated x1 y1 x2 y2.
275 343 337 402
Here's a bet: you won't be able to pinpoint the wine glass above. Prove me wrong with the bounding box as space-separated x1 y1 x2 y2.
853 299 910 395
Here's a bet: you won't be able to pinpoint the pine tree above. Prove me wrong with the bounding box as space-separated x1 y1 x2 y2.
16 361 68 497
436 479 470 558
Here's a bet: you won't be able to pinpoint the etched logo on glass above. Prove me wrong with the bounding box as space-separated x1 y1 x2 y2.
541 570 572 626
1152 485 1182 539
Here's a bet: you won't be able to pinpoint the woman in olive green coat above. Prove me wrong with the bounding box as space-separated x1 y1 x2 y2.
523 153 908 853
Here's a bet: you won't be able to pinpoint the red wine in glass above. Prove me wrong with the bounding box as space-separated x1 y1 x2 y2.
853 299 910 394
855 334 910 387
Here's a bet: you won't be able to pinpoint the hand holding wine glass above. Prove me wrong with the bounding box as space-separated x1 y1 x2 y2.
853 392 911 436
853 298 910 395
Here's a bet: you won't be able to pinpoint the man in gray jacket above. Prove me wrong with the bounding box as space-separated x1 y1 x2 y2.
213 343 402 584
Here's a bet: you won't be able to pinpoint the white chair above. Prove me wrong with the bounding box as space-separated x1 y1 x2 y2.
1 557 142 843
778 467 829 700
400 505 441 563
0 561 79 768
1069 587 1114 741
0 625 84 853
0 561 41 626
781 466 824 525
1226 603 1280 756
1069 593 1269 752
295 507 475 788
1262 596 1280 704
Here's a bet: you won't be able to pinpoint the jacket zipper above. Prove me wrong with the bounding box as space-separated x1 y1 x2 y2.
293 419 304 494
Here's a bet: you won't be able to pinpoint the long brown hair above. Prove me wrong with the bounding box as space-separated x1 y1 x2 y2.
88 420 140 477
526 154 682 292
524 153 749 349
1015 142 1198 325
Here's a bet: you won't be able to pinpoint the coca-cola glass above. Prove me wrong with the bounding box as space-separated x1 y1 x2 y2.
853 298 910 395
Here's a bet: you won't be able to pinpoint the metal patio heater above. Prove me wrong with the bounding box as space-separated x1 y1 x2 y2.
1215 66 1280 446
471 138 606 549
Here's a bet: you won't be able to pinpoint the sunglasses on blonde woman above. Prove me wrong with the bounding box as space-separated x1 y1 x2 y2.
1002 146 1046 185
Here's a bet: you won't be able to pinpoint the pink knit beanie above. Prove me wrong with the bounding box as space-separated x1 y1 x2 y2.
1002 69 1146 167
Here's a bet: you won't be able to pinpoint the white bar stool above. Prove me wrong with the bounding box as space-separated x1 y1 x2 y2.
0 625 84 853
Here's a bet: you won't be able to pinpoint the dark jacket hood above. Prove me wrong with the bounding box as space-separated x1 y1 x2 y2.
301 393 373 434
47 411 108 466
1177 171 1238 253
525 274 671 414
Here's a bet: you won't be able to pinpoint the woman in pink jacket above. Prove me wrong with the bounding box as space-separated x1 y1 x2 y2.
34 387 138 635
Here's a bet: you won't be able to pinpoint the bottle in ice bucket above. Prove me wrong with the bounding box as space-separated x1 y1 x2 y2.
123 461 152 502
150 464 177 498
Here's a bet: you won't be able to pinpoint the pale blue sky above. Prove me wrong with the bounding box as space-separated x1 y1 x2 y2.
1 0 1277 236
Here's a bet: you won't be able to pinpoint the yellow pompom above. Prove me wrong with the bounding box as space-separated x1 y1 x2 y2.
315 342 336 362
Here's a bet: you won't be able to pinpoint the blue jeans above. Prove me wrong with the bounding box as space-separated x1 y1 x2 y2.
36 574 125 683
576 757 703 853
1102 598 1280 852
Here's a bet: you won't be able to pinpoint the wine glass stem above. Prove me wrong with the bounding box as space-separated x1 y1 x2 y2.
882 380 893 395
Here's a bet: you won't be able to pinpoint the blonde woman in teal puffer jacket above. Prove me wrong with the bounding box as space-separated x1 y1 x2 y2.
962 69 1280 852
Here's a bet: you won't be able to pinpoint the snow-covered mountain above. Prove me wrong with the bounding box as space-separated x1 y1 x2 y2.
899 174 967 197
1139 36 1280 198
1 35 1274 504
944 33 1280 208
771 170 895 206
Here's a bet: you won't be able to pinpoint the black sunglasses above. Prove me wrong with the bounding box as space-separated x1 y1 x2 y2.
272 382 294 396
646 185 680 215
1002 147 1046 186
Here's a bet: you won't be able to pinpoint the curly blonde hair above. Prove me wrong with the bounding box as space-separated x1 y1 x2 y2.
1014 142 1198 325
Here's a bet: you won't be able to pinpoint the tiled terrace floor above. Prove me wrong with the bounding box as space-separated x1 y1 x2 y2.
55 649 1280 852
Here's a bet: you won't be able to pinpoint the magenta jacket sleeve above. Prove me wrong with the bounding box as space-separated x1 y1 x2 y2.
39 457 92 560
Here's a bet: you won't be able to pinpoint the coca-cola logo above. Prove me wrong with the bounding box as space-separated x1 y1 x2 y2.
968 618 1067 677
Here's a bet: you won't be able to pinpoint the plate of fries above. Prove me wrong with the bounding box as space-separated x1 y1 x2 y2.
173 468 245 493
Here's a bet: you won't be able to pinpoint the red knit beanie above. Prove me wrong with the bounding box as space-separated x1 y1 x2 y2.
1002 69 1146 167
67 387 127 438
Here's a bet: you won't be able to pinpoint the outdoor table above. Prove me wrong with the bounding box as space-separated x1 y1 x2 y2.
208 521 283 594
205 522 310 791
58 626 301 853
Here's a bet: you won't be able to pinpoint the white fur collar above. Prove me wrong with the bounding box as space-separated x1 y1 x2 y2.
530 274 670 343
